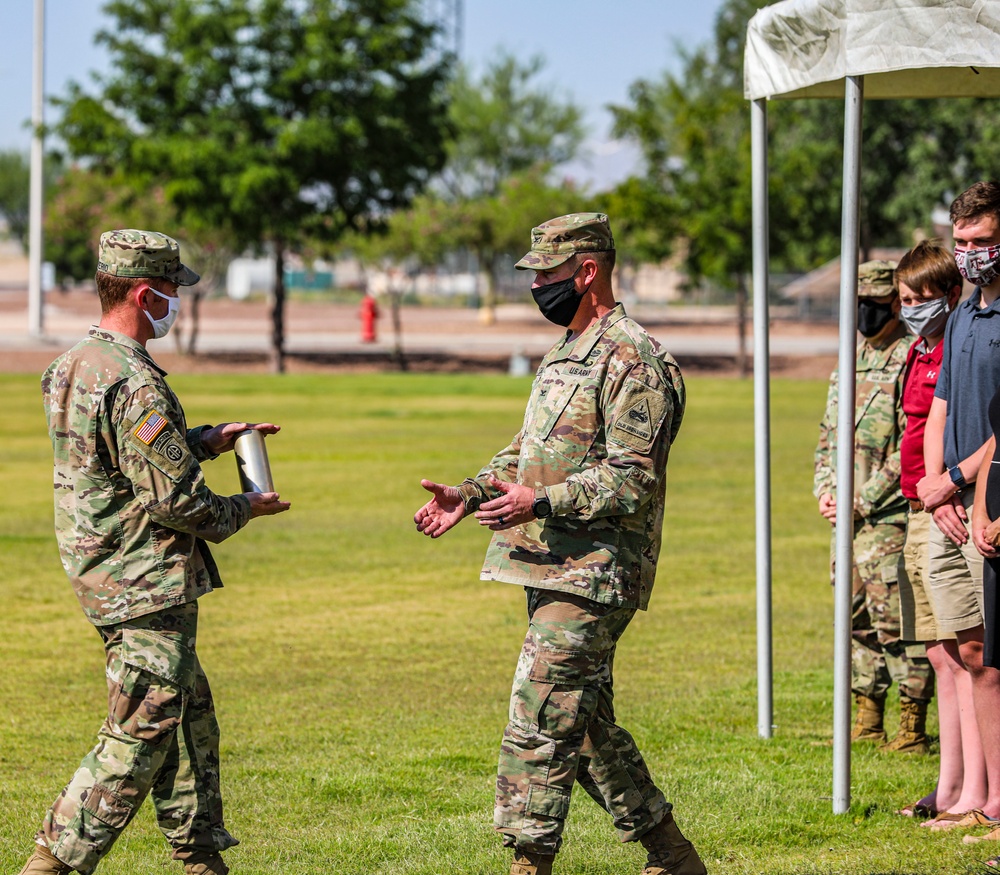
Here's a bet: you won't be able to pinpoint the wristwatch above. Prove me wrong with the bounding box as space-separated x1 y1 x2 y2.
464 494 481 513
948 465 967 489
532 490 552 519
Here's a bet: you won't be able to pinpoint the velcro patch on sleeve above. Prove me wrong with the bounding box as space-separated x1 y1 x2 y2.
132 410 169 445
123 406 191 481
609 378 668 452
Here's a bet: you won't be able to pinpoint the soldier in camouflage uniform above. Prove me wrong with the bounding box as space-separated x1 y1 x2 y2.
813 260 934 750
415 214 704 875
19 230 290 875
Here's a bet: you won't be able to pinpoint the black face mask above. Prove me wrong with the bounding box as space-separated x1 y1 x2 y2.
857 299 896 338
532 264 586 327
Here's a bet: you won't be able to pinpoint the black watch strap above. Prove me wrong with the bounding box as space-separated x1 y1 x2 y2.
532 491 552 519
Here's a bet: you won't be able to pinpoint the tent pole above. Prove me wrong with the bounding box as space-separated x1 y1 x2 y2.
751 97 773 740
833 73 864 815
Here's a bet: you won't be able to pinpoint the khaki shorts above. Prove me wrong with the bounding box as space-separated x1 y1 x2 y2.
927 488 985 634
898 507 954 642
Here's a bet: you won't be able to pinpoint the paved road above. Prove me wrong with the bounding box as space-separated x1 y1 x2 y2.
1 289 841 361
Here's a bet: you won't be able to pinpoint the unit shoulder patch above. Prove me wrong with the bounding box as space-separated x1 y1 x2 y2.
609 377 669 452
123 405 190 481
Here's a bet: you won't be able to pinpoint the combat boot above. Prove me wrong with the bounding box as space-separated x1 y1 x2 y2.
638 814 707 875
510 850 555 875
879 696 930 754
851 694 887 743
17 845 74 875
176 850 229 875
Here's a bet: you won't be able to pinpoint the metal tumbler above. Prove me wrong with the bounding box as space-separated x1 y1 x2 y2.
234 429 275 493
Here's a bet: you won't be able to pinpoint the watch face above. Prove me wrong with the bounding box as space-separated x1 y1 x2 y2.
466 496 481 513
534 498 552 518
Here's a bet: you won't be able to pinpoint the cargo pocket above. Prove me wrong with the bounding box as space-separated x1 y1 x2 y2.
80 782 133 829
527 647 604 739
526 780 572 821
110 627 196 744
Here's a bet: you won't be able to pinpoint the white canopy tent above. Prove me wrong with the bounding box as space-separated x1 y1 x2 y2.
744 0 1000 813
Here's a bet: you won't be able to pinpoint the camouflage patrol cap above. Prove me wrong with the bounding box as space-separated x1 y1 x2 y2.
857 260 897 298
97 229 200 286
514 212 615 271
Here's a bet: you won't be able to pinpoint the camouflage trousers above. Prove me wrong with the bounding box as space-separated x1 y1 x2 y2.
39 601 237 874
838 521 933 702
495 588 670 855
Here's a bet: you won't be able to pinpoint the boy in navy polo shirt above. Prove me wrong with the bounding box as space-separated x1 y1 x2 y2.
917 181 1000 833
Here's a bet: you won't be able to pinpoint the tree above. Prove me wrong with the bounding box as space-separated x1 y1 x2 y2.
366 54 586 325
45 164 237 354
0 151 30 247
346 164 587 368
0 150 62 249
609 0 1000 376
53 0 452 372
441 54 584 200
610 0 764 375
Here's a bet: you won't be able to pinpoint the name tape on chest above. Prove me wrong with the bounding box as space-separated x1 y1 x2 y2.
865 371 896 384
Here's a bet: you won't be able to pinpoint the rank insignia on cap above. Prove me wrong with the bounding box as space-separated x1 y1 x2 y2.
133 410 169 445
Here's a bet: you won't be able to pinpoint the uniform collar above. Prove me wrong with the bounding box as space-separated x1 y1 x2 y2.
858 323 908 368
545 304 628 363
88 326 168 376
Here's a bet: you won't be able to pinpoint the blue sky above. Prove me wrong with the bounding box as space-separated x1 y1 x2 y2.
0 0 729 187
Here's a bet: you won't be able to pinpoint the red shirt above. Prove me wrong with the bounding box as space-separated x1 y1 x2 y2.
900 337 944 499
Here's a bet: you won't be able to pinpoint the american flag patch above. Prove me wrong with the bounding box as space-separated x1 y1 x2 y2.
133 411 168 445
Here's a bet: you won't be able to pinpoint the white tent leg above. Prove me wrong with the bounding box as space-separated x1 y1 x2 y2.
751 97 773 740
833 73 864 815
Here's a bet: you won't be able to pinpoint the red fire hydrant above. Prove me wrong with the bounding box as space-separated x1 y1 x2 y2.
360 293 379 343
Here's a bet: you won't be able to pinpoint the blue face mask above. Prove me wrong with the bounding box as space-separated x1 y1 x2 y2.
531 264 586 327
900 296 951 339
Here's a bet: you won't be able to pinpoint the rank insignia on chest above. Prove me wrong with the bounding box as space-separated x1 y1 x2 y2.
133 410 169 445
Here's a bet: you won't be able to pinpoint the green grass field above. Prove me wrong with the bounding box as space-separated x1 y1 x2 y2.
0 371 985 874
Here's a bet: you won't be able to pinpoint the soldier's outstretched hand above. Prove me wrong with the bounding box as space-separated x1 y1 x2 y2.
245 491 291 517
203 421 280 455
415 479 466 538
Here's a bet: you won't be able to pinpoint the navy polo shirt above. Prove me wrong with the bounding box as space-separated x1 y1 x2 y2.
935 288 1000 467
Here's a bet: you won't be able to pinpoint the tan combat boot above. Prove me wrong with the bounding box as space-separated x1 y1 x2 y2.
176 850 229 875
510 850 556 875
879 696 930 754
17 846 74 875
638 814 707 875
851 694 887 743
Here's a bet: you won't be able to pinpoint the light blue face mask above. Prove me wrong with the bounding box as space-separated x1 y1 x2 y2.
143 287 180 339
900 295 950 339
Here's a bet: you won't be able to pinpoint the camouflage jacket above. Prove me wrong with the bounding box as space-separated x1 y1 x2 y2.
813 323 910 525
456 305 685 610
41 328 251 626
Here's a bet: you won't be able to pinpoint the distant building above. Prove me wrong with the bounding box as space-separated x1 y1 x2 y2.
780 248 909 319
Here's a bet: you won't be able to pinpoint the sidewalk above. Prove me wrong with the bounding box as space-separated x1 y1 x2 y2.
0 286 840 376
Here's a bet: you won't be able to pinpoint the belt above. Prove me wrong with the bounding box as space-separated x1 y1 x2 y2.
908 498 924 512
